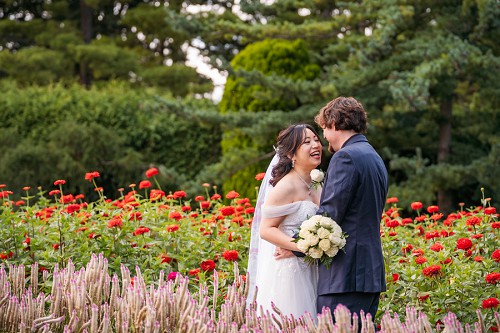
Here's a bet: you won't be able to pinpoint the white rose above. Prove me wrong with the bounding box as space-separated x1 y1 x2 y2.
320 216 334 228
301 218 317 231
331 230 342 238
308 247 323 259
317 227 330 239
299 228 312 239
310 169 325 183
318 239 331 251
338 237 346 249
329 235 343 247
297 239 309 253
325 246 339 257
305 234 319 247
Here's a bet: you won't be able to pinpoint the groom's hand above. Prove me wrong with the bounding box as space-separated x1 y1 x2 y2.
274 248 294 260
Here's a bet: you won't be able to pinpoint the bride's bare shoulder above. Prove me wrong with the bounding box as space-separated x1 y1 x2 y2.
265 174 296 206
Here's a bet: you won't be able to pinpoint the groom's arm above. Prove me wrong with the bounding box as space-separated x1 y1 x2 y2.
317 151 358 224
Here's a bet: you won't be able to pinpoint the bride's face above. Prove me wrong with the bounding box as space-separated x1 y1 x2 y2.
293 129 322 169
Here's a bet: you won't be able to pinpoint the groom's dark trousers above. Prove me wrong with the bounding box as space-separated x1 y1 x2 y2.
317 292 380 322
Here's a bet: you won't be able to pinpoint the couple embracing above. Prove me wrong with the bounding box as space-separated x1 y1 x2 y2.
247 97 389 325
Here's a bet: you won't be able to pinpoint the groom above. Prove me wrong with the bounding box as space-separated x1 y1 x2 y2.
314 96 388 322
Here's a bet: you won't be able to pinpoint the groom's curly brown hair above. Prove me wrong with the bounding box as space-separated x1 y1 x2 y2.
314 97 367 133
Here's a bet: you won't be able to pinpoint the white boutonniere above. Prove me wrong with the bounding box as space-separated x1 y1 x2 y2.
310 169 325 189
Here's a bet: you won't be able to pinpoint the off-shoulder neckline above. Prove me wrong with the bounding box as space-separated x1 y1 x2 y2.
263 200 318 209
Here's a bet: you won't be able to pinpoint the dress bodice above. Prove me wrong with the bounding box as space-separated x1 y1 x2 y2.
262 200 318 236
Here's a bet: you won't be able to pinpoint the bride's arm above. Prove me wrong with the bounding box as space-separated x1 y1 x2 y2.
259 184 302 252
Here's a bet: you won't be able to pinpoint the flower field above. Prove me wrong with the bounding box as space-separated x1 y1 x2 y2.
0 169 498 332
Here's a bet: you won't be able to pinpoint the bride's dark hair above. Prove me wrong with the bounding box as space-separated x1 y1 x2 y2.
270 124 320 186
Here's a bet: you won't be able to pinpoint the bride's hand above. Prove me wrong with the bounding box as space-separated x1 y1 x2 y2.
274 248 294 260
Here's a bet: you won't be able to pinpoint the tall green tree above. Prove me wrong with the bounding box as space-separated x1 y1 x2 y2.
0 0 212 96
325 0 500 211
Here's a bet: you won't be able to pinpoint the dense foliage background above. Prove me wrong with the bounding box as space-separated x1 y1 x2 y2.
0 0 499 210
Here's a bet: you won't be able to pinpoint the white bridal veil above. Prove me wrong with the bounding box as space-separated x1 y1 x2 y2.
246 154 279 306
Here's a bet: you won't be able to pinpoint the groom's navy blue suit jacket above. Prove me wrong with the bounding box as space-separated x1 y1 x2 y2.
317 134 388 294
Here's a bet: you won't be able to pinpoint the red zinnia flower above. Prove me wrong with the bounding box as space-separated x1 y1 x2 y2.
200 260 216 271
427 205 439 213
485 272 500 284
440 257 453 265
430 242 444 252
482 298 499 309
220 206 236 216
85 171 100 181
150 189 165 201
226 191 240 199
430 213 443 221
139 180 151 189
145 167 159 178
245 207 255 215
211 194 221 200
402 244 413 254
54 179 66 186
166 224 180 232
161 254 172 264
222 250 239 261
419 294 430 301
173 191 186 199
181 206 191 212
385 220 400 228
49 190 61 196
65 204 81 214
255 172 265 181
466 217 481 226
415 257 427 265
195 195 205 202
188 269 200 276
474 256 484 262
107 217 123 228
133 226 150 236
456 238 473 250
415 216 426 223
400 218 412 225
412 248 424 257
422 265 442 277
52 244 59 250
169 211 182 221
491 222 500 229
392 273 399 282
201 201 211 209
492 249 500 262
484 207 497 215
386 197 398 204
425 231 440 240
411 202 423 210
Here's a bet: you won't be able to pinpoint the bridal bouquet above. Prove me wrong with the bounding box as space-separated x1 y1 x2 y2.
294 214 347 269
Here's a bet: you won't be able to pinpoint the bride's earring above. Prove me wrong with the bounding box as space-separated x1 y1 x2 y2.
292 159 295 168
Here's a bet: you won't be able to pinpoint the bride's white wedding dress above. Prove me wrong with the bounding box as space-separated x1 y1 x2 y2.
253 200 318 318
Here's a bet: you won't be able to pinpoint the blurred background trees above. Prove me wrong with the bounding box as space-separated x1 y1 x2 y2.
0 0 498 210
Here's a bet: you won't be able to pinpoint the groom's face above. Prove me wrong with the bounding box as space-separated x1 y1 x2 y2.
322 125 338 152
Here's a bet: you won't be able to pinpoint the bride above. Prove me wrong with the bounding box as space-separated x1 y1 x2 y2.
247 123 323 319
